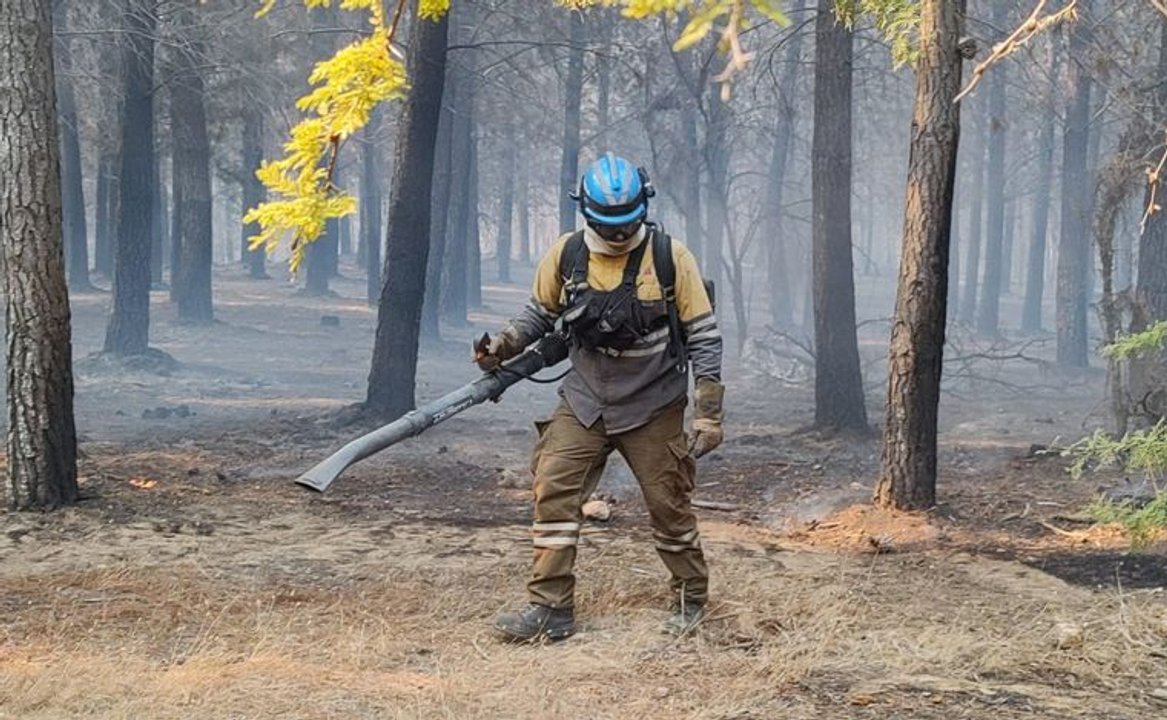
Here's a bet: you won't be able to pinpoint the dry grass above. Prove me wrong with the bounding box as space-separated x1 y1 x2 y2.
2 516 1166 720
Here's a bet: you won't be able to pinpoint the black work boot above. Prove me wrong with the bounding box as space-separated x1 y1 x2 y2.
494 603 576 642
663 599 706 636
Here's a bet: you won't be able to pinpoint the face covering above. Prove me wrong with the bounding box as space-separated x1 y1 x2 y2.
584 222 645 256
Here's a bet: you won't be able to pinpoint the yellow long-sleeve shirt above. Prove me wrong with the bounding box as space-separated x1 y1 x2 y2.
508 230 722 433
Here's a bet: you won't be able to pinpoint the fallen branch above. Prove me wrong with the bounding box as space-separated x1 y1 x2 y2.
1140 137 1166 235
693 499 741 512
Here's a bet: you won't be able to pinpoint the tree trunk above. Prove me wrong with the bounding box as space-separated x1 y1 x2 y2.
171 7 213 324
441 55 472 326
518 151 532 266
976 14 1007 339
242 106 267 279
764 1 806 329
2 0 79 510
155 161 169 274
467 136 481 308
811 0 867 431
302 4 337 294
361 108 382 305
102 0 156 357
874 0 965 510
150 157 164 285
168 147 182 302
365 11 449 420
1021 48 1057 334
94 153 114 278
558 11 585 234
1056 0 1093 368
497 122 515 284
958 114 984 325
53 0 90 290
1136 16 1167 322
680 103 704 266
705 88 729 293
421 102 452 339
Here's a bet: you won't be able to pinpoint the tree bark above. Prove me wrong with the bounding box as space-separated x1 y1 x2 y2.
2 0 79 510
440 51 473 326
53 0 90 291
764 1 807 329
705 88 730 293
874 0 965 510
680 102 704 267
811 0 867 430
558 11 585 234
302 4 337 295
958 112 984 325
497 121 515 284
1021 50 1058 334
102 0 156 357
1056 0 1093 368
421 101 452 339
361 108 382 305
518 151 532 265
1136 16 1167 322
94 153 114 278
976 10 1007 338
171 5 213 324
365 10 449 420
242 106 267 279
467 135 482 308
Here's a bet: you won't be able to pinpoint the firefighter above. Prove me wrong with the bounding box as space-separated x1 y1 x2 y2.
476 153 724 641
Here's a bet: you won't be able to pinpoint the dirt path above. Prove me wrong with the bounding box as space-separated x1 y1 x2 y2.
2 264 1166 719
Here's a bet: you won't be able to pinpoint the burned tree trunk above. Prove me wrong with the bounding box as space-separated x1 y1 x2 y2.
1021 46 1057 334
680 104 704 268
53 0 90 291
361 108 382 305
365 11 449 420
440 57 473 326
94 153 115 279
1136 16 1167 323
171 6 213 324
764 1 807 329
705 88 730 295
1056 0 1093 369
811 0 867 431
497 121 516 284
102 0 156 357
958 102 985 325
242 106 267 279
421 105 452 339
874 0 965 510
467 138 481 308
558 11 585 234
302 4 337 295
976 9 1007 338
2 0 79 510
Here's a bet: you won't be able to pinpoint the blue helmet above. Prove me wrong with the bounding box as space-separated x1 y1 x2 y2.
577 153 653 226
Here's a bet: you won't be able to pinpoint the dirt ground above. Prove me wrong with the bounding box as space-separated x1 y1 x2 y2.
2 262 1166 719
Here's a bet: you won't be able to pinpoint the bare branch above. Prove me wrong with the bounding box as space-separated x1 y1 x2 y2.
1140 135 1167 235
954 0 1078 105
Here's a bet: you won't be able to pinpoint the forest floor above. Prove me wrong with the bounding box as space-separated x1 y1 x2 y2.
2 262 1166 719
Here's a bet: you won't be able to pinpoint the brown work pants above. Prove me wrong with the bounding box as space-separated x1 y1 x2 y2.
526 400 708 609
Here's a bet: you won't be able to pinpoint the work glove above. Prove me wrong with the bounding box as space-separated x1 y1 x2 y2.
473 324 525 371
688 377 725 459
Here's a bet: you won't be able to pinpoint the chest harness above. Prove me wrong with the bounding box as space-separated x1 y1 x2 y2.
557 226 691 374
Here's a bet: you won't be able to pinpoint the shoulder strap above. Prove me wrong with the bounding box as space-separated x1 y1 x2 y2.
650 228 688 374
651 228 676 300
558 230 588 286
621 235 651 288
